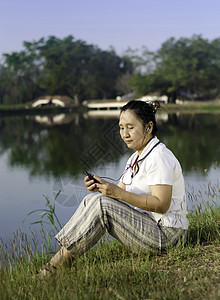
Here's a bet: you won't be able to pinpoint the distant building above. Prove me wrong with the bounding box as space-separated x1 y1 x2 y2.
116 92 168 103
32 95 76 108
139 93 168 104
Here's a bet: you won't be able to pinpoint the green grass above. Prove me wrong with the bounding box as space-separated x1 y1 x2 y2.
0 191 219 299
164 101 220 113
1 100 220 115
0 103 83 117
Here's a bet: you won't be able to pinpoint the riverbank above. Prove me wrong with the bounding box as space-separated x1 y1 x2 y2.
0 103 84 116
0 100 220 116
163 100 220 113
0 206 219 300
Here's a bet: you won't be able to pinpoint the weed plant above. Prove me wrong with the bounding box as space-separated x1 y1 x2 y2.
0 182 219 300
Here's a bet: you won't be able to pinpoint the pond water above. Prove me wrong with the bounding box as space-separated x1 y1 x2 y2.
0 111 219 243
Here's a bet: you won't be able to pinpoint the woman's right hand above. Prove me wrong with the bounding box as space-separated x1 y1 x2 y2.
84 176 98 192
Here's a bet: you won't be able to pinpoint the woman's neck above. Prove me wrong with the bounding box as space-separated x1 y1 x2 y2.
137 136 154 156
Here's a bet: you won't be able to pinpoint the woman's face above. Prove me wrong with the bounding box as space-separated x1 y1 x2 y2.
119 109 151 153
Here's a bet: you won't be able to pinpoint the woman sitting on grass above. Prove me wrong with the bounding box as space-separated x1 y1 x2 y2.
38 100 189 276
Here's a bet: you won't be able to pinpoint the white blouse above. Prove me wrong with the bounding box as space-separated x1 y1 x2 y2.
120 136 189 230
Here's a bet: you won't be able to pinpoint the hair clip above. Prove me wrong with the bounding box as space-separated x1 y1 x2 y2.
148 101 161 113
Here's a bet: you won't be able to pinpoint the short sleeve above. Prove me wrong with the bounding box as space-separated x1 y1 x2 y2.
144 152 174 186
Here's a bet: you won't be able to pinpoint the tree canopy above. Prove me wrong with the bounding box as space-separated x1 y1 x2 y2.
0 34 219 104
129 35 220 102
0 35 132 104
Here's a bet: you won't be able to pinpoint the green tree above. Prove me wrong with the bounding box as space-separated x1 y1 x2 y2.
87 49 132 99
0 65 7 104
156 35 220 101
129 35 220 102
2 40 44 104
40 37 132 101
1 35 133 104
38 36 96 104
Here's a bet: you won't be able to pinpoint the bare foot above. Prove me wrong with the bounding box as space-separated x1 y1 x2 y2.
49 246 73 268
35 263 57 278
34 246 73 278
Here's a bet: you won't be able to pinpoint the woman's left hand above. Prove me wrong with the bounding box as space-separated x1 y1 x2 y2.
93 176 121 198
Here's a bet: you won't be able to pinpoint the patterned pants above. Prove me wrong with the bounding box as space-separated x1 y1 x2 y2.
55 193 187 256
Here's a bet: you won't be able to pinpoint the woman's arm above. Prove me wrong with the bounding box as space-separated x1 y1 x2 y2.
94 176 172 214
117 181 126 190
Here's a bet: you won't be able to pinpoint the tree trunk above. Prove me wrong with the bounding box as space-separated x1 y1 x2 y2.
74 94 79 105
168 91 177 103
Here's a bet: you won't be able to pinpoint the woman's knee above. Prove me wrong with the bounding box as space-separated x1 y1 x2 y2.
82 193 99 206
81 194 115 218
98 195 117 210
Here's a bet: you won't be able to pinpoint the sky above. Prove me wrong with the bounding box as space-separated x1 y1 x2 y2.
0 0 220 60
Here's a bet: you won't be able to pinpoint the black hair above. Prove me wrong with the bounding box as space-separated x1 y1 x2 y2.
120 100 158 135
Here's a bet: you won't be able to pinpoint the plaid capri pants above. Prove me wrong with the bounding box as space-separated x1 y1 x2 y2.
55 193 187 256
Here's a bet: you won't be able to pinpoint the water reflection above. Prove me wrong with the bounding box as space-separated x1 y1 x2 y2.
159 113 220 172
0 112 219 177
34 113 79 126
0 111 219 242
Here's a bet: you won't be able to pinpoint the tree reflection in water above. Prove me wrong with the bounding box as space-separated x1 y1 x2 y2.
0 112 219 178
0 111 219 242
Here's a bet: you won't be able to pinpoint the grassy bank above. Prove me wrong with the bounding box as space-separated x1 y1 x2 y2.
0 103 85 116
162 100 220 114
1 100 220 116
0 205 219 300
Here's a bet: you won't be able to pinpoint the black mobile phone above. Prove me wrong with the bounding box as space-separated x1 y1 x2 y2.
84 171 100 184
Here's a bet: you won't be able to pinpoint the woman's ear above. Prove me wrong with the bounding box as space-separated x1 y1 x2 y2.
146 121 154 133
